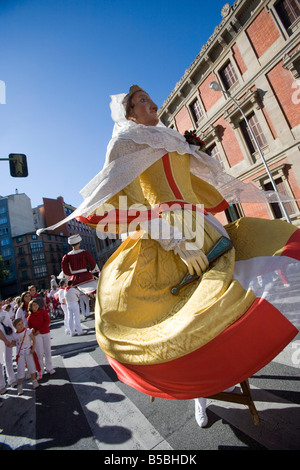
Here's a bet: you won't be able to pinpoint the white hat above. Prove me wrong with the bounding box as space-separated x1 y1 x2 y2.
68 234 82 245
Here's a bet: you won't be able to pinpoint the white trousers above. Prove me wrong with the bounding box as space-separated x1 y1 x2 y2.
35 333 53 374
80 294 90 317
16 351 36 379
61 304 70 334
0 341 6 389
0 366 5 390
67 301 83 335
4 343 16 385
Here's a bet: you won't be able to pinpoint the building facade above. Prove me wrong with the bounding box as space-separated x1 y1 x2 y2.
33 196 121 271
0 196 18 297
0 193 121 299
0 193 36 297
158 0 300 226
12 231 69 293
33 196 100 263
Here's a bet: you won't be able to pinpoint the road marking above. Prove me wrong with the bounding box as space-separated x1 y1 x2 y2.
208 385 300 450
63 353 173 450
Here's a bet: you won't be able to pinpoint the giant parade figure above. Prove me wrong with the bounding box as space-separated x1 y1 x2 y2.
38 85 300 427
61 234 100 296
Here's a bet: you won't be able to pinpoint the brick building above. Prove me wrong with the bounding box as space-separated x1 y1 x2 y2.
158 0 300 226
12 231 69 293
33 196 100 262
33 196 121 271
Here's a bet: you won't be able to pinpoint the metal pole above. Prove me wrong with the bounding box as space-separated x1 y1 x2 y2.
227 93 292 223
209 81 293 224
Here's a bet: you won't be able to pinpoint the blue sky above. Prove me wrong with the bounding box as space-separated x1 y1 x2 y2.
0 0 229 208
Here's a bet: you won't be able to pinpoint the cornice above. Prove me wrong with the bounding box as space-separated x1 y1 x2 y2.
158 0 281 119
159 0 248 113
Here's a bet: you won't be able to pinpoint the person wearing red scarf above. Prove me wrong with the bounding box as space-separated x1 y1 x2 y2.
12 318 39 395
27 300 55 378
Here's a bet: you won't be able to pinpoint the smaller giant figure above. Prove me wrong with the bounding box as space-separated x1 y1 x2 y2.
61 234 99 296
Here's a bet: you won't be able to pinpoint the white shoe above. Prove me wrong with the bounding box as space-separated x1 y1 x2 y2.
224 385 235 392
17 385 23 395
194 398 208 428
77 330 87 336
32 379 39 389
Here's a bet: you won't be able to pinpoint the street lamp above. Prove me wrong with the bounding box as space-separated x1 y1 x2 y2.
209 81 292 224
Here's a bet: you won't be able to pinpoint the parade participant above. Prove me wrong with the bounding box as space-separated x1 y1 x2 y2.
37 85 300 427
12 318 39 395
15 291 31 327
0 329 13 395
49 284 59 300
58 280 70 335
28 285 44 310
0 305 16 389
50 275 57 290
65 281 86 336
27 299 55 377
61 235 99 296
79 293 92 319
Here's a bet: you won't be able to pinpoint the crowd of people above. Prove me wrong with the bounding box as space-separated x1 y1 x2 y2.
0 280 93 401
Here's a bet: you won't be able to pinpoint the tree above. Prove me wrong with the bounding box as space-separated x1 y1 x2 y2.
0 255 9 282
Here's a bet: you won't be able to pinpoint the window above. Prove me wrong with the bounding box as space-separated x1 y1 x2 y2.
1 247 11 257
31 252 45 264
1 238 10 246
225 204 243 223
33 265 47 278
219 61 238 90
31 234 37 240
30 241 44 252
275 0 300 30
264 178 295 218
240 112 267 159
0 217 8 225
206 144 224 168
189 98 204 124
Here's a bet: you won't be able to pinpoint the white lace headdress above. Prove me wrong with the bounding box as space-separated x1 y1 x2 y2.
37 90 295 235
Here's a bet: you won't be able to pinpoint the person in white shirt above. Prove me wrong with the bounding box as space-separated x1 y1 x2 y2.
79 293 92 319
12 318 39 395
0 329 13 394
58 280 70 335
0 306 16 389
65 281 86 336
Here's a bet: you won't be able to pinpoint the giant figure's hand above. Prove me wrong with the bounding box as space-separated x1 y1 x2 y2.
176 241 209 276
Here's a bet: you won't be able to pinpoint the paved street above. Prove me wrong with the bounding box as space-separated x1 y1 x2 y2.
0 313 299 452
